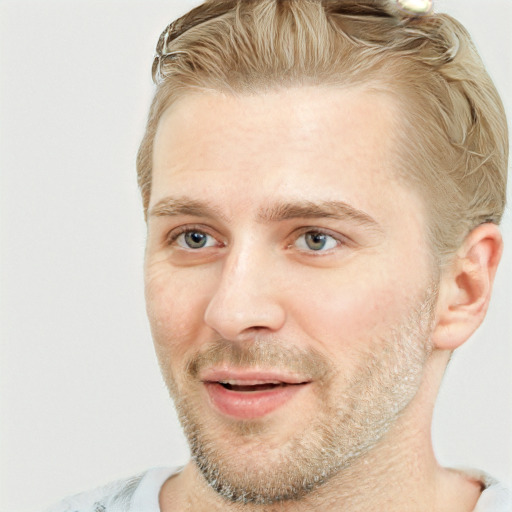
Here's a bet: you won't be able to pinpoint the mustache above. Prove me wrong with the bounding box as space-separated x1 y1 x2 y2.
186 338 332 381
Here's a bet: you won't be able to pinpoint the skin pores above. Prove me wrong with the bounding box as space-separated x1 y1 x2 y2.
144 86 438 505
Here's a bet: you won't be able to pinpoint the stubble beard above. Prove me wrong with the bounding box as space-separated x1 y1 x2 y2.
159 288 437 506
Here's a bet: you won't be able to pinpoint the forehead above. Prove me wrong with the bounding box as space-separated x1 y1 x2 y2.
150 86 419 225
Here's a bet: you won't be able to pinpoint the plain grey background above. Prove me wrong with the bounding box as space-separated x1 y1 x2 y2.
0 1 511 511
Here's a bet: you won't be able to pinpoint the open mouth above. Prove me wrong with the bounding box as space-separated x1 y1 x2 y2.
217 381 297 392
202 374 310 419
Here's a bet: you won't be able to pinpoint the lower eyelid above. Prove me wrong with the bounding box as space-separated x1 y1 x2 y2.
166 226 212 244
164 227 347 252
294 232 341 251
176 232 217 249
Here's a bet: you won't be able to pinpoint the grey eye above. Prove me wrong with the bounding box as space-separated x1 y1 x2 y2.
296 232 338 251
177 231 215 249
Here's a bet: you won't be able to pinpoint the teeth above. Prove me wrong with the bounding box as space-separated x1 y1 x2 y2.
220 382 285 392
219 380 282 385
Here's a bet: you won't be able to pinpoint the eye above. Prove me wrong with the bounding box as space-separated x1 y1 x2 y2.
295 231 339 252
175 230 218 249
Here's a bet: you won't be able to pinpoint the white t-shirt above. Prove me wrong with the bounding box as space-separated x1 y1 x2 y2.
44 467 512 512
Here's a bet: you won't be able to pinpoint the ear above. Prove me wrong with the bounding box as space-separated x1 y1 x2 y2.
432 223 503 351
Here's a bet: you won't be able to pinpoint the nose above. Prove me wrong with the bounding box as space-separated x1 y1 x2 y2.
203 244 286 341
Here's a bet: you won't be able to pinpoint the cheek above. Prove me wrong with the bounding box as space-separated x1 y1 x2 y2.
286 262 420 352
144 261 216 356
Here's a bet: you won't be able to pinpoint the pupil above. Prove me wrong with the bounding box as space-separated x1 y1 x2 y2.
185 231 207 248
306 233 326 250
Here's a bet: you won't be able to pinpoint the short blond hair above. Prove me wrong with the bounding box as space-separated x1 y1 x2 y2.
137 0 508 260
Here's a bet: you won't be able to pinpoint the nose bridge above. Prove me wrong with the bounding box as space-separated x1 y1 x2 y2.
203 236 286 339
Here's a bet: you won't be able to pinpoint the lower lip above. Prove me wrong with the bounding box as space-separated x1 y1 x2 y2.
204 382 307 420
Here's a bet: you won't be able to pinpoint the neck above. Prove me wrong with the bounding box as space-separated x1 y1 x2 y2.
160 350 482 512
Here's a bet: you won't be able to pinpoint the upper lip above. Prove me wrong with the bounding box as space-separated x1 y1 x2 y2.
200 367 311 385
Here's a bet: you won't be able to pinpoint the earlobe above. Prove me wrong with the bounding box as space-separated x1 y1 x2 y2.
431 223 503 351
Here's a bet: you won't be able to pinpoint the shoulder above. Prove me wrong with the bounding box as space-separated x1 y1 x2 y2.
473 473 512 512
43 467 179 512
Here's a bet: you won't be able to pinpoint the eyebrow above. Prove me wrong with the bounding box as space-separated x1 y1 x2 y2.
149 196 382 232
149 197 228 221
258 200 381 230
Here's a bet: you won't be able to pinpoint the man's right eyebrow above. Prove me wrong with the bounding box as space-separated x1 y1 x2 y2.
148 196 226 221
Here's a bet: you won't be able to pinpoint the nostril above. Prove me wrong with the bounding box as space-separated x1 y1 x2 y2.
204 297 286 341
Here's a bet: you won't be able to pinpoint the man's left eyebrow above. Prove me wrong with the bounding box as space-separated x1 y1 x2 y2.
258 200 383 231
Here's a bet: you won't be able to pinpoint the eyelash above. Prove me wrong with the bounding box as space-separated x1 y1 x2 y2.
292 228 345 253
166 225 222 247
165 226 346 253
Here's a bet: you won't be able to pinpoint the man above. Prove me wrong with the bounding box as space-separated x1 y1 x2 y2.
46 0 510 510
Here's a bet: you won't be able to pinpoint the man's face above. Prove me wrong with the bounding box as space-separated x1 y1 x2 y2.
145 87 437 504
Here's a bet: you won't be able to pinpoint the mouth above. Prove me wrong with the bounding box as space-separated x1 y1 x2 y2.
201 369 311 420
217 381 294 392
